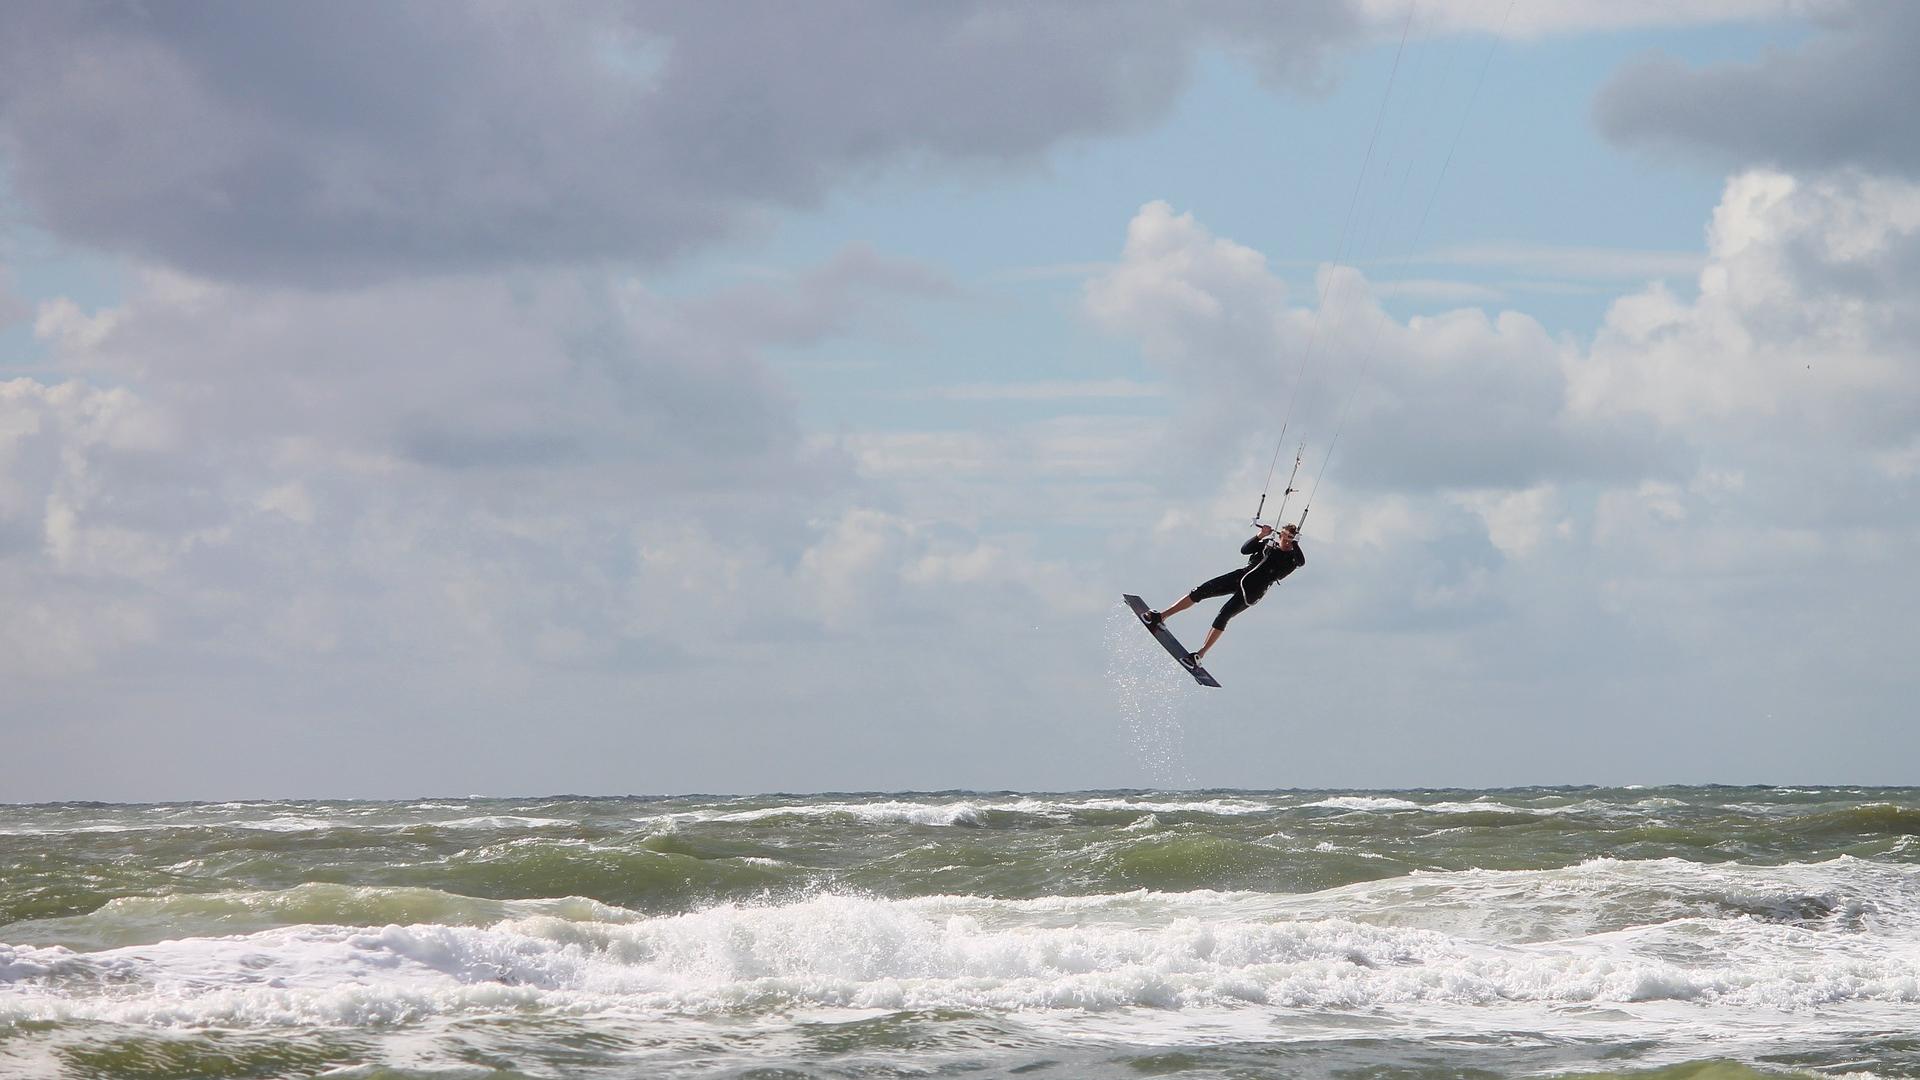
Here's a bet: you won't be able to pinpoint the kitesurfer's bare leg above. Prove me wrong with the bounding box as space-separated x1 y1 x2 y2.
1193 626 1224 663
1156 594 1196 620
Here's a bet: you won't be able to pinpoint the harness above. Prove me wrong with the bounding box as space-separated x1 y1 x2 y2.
1237 539 1291 605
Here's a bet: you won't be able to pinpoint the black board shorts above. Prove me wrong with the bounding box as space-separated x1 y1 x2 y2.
1188 569 1258 631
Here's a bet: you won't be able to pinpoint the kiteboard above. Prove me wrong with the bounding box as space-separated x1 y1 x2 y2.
1121 594 1221 688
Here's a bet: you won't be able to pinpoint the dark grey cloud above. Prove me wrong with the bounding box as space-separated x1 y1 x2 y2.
1594 3 1920 174
0 2 1359 284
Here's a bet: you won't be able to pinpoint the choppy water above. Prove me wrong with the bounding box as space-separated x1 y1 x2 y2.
3 788 1919 1079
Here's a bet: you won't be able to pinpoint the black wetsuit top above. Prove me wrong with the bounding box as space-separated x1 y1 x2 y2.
1187 534 1306 630
1234 534 1306 604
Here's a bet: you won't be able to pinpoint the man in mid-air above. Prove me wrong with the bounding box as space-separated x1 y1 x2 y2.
1142 523 1304 668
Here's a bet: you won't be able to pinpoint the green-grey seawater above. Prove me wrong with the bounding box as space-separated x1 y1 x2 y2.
2 787 1917 1078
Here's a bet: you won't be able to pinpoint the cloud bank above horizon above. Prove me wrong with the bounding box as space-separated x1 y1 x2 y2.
2 1 1916 800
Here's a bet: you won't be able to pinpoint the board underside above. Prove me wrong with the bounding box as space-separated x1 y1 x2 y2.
1121 594 1222 688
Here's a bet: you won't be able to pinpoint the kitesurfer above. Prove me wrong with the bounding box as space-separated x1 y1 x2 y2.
1142 523 1304 666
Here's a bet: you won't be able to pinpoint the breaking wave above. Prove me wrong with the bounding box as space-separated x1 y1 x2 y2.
5 859 1917 1032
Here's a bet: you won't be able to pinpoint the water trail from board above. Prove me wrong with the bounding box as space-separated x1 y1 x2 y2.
1104 605 1197 786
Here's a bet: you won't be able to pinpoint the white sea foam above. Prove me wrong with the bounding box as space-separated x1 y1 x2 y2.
0 824 136 836
5 860 1916 1039
0 813 583 837
427 816 576 830
636 795 1277 830
1299 796 1652 819
1423 800 1524 814
1304 796 1423 812
1466 798 1624 818
666 800 1006 827
231 815 355 832
0 819 344 837
1283 856 1920 948
1073 798 1275 815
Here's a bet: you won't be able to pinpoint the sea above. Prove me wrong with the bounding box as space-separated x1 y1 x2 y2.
2 788 1918 1079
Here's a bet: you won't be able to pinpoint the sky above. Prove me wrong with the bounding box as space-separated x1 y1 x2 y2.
2 1 1916 801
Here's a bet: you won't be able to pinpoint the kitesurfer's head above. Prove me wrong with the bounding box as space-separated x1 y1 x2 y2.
1276 524 1299 546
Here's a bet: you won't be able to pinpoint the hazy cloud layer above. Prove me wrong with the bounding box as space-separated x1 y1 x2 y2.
0 242 1127 798
4 246 986 665
5 5 1918 797
1595 2 1920 174
1361 0 1842 39
0 269 26 330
